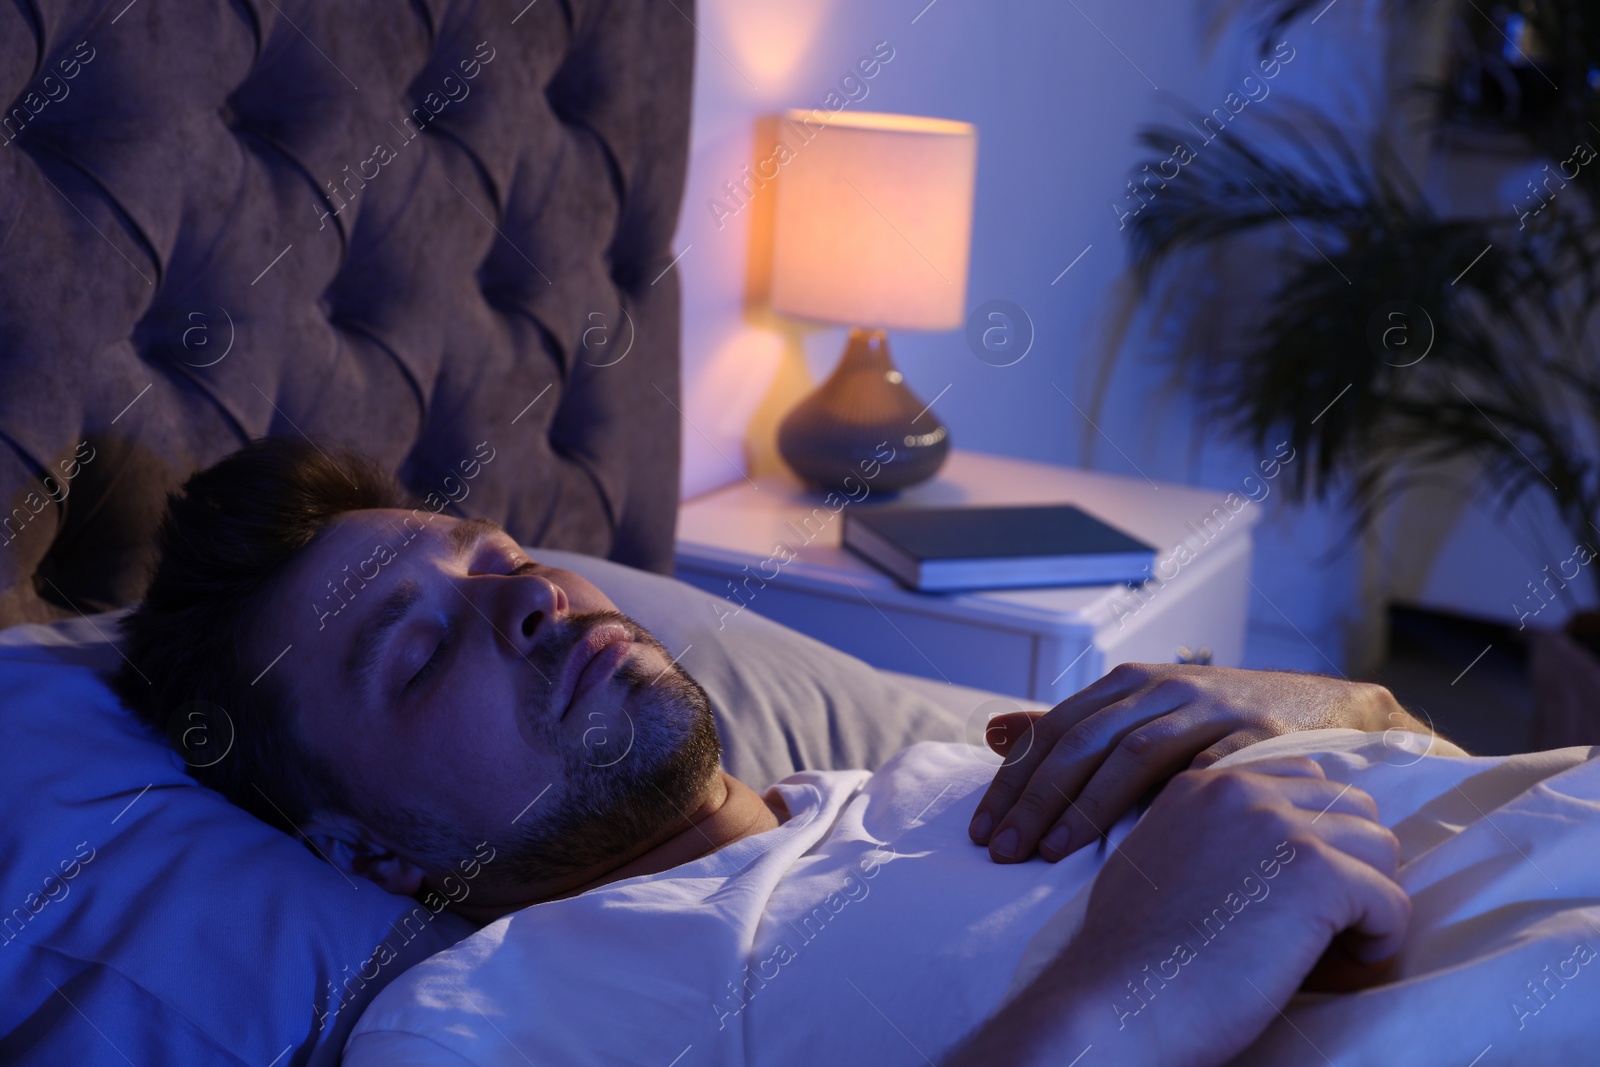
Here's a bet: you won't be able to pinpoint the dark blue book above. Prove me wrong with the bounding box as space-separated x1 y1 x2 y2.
841 503 1156 592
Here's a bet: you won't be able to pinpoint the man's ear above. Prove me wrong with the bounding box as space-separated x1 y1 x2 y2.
300 812 428 897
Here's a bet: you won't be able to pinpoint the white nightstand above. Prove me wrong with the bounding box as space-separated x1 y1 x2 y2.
674 450 1261 704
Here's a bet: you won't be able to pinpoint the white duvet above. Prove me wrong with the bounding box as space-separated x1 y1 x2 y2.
346 730 1600 1066
1209 730 1600 1065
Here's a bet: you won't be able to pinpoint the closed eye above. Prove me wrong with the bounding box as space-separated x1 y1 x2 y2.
407 629 452 690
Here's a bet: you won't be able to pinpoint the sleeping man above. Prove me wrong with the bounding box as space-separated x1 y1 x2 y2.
113 438 1598 1066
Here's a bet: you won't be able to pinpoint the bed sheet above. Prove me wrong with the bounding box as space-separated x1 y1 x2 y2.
1009 728 1600 1066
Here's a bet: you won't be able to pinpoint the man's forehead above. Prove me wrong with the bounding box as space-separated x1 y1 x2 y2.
299 511 507 621
274 510 445 643
311 508 425 565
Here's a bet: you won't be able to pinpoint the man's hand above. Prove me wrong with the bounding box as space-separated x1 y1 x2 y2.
969 663 1430 863
945 758 1408 1067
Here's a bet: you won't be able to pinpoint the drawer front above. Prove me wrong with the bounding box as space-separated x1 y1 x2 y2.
1091 533 1253 677
675 565 1039 698
676 526 1252 706
1029 535 1254 704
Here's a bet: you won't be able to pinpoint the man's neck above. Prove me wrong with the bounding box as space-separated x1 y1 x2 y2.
576 771 787 892
453 771 785 922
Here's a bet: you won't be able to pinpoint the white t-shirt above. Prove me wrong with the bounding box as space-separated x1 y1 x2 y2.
346 731 1600 1066
344 741 1125 1066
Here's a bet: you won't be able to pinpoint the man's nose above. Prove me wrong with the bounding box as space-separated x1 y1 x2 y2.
496 567 568 654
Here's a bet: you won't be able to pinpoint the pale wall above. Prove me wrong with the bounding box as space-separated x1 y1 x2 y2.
669 0 1549 674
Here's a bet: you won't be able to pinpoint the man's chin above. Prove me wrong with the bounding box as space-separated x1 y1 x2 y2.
489 668 723 890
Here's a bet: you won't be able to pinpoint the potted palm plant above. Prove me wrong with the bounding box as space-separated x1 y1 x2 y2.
1123 0 1600 744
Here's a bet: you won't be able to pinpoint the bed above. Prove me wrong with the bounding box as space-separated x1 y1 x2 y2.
7 3 1600 1066
0 0 691 627
0 3 1042 1063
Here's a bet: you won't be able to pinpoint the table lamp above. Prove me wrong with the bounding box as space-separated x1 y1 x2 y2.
769 110 978 494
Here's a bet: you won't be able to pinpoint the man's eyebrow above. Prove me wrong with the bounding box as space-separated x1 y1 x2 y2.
342 518 501 700
447 517 503 560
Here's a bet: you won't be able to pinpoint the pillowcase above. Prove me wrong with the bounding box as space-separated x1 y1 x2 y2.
534 548 971 787
0 610 479 1067
0 548 978 1066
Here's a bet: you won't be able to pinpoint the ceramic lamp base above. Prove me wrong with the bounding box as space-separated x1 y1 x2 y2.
777 328 949 494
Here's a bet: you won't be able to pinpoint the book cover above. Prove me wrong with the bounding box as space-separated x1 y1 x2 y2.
841 503 1156 592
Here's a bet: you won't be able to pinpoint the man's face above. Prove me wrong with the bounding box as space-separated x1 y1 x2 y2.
254 508 721 904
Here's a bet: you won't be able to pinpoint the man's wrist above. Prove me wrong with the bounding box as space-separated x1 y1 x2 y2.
1355 682 1467 753
1355 683 1420 734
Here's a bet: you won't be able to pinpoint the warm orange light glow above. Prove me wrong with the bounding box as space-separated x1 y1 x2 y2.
718 0 840 92
782 110 974 137
769 111 978 332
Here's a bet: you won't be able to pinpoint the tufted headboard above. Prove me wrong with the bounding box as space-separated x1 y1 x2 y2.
0 0 692 629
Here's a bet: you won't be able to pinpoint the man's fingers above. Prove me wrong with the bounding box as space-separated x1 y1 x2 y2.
1039 662 1157 725
1276 791 1406 967
1315 842 1411 964
1036 713 1235 860
973 693 1183 859
1030 755 1331 863
967 666 1193 846
984 711 1044 758
1226 767 1382 831
1286 841 1410 995
1190 731 1272 769
1227 756 1330 781
976 665 1165 765
967 695 1139 845
1296 809 1399 879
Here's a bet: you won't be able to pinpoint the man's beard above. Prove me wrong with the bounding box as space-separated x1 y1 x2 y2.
392 609 724 893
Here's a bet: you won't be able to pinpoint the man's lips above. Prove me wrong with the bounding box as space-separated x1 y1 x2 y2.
554 622 633 719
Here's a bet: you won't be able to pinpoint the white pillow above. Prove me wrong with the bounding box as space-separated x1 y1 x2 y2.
0 608 478 1066
534 548 969 787
0 549 973 1065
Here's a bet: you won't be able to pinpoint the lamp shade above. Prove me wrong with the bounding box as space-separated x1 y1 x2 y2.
769 111 977 332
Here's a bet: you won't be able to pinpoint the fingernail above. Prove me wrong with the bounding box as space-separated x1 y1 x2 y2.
1041 826 1073 858
969 811 993 843
991 827 1019 860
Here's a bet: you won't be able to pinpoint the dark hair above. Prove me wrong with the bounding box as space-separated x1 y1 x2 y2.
112 436 412 834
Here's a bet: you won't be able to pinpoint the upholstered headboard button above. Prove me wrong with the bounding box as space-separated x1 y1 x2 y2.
0 0 693 628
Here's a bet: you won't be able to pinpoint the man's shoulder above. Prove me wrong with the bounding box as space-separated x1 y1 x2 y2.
344 892 745 1065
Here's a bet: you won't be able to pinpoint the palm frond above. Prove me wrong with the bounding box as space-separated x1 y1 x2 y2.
1122 97 1600 590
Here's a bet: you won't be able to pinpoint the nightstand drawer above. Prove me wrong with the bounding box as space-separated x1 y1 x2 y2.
674 566 1040 696
674 451 1259 707
676 530 1253 704
1093 532 1252 676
